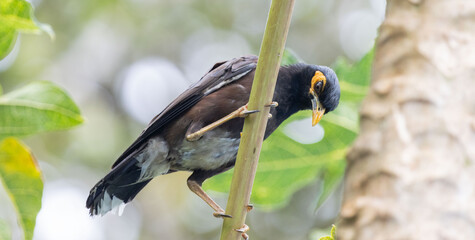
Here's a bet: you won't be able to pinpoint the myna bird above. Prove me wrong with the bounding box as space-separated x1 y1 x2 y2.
86 55 340 220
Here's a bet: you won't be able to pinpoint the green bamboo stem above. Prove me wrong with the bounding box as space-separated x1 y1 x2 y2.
219 1 295 240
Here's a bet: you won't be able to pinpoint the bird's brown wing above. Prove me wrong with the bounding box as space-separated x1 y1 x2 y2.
111 55 258 168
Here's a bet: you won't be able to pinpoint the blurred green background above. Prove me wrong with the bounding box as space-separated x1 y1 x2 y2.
0 0 385 239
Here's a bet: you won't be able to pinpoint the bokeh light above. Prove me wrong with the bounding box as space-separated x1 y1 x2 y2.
283 118 325 144
119 58 188 124
34 181 141 240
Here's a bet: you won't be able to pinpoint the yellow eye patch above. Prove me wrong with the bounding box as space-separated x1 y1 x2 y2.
311 71 326 92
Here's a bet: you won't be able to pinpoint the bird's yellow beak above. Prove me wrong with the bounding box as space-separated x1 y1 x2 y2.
310 89 325 126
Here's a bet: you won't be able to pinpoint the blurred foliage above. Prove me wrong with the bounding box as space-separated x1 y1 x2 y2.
333 50 373 102
205 49 373 209
318 225 336 240
0 138 43 240
281 49 303 66
0 81 83 139
0 0 53 60
0 2 81 240
0 219 11 240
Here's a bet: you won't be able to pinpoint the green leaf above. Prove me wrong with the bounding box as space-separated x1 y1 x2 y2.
333 50 373 102
205 50 373 209
205 111 353 207
281 48 302 66
0 137 43 240
0 81 84 139
0 0 54 59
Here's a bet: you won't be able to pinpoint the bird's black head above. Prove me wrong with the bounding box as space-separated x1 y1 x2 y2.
301 65 340 126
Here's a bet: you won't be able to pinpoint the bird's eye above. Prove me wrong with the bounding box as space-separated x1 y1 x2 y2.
314 81 323 92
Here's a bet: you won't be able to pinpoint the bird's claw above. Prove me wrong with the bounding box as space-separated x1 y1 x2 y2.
246 204 253 212
238 105 259 118
266 102 276 119
235 224 250 240
213 212 232 218
241 109 260 116
265 101 278 108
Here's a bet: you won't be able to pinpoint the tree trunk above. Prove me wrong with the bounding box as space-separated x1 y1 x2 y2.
338 0 475 239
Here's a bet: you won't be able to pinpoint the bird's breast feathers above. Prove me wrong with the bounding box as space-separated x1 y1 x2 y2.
172 129 240 171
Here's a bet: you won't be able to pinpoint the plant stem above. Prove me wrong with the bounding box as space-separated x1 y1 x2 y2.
219 1 295 239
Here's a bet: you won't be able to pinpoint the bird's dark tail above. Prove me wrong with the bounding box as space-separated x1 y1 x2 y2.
86 157 152 216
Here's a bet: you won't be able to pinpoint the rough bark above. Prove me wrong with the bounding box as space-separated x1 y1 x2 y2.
338 0 475 239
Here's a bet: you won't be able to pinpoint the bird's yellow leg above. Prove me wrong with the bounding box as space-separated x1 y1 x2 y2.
186 102 278 141
186 104 256 141
187 179 232 218
188 178 253 237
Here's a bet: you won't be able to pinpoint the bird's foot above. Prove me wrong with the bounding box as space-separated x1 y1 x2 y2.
238 105 259 118
235 224 250 240
213 211 232 218
246 204 253 212
265 102 277 119
265 101 278 108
